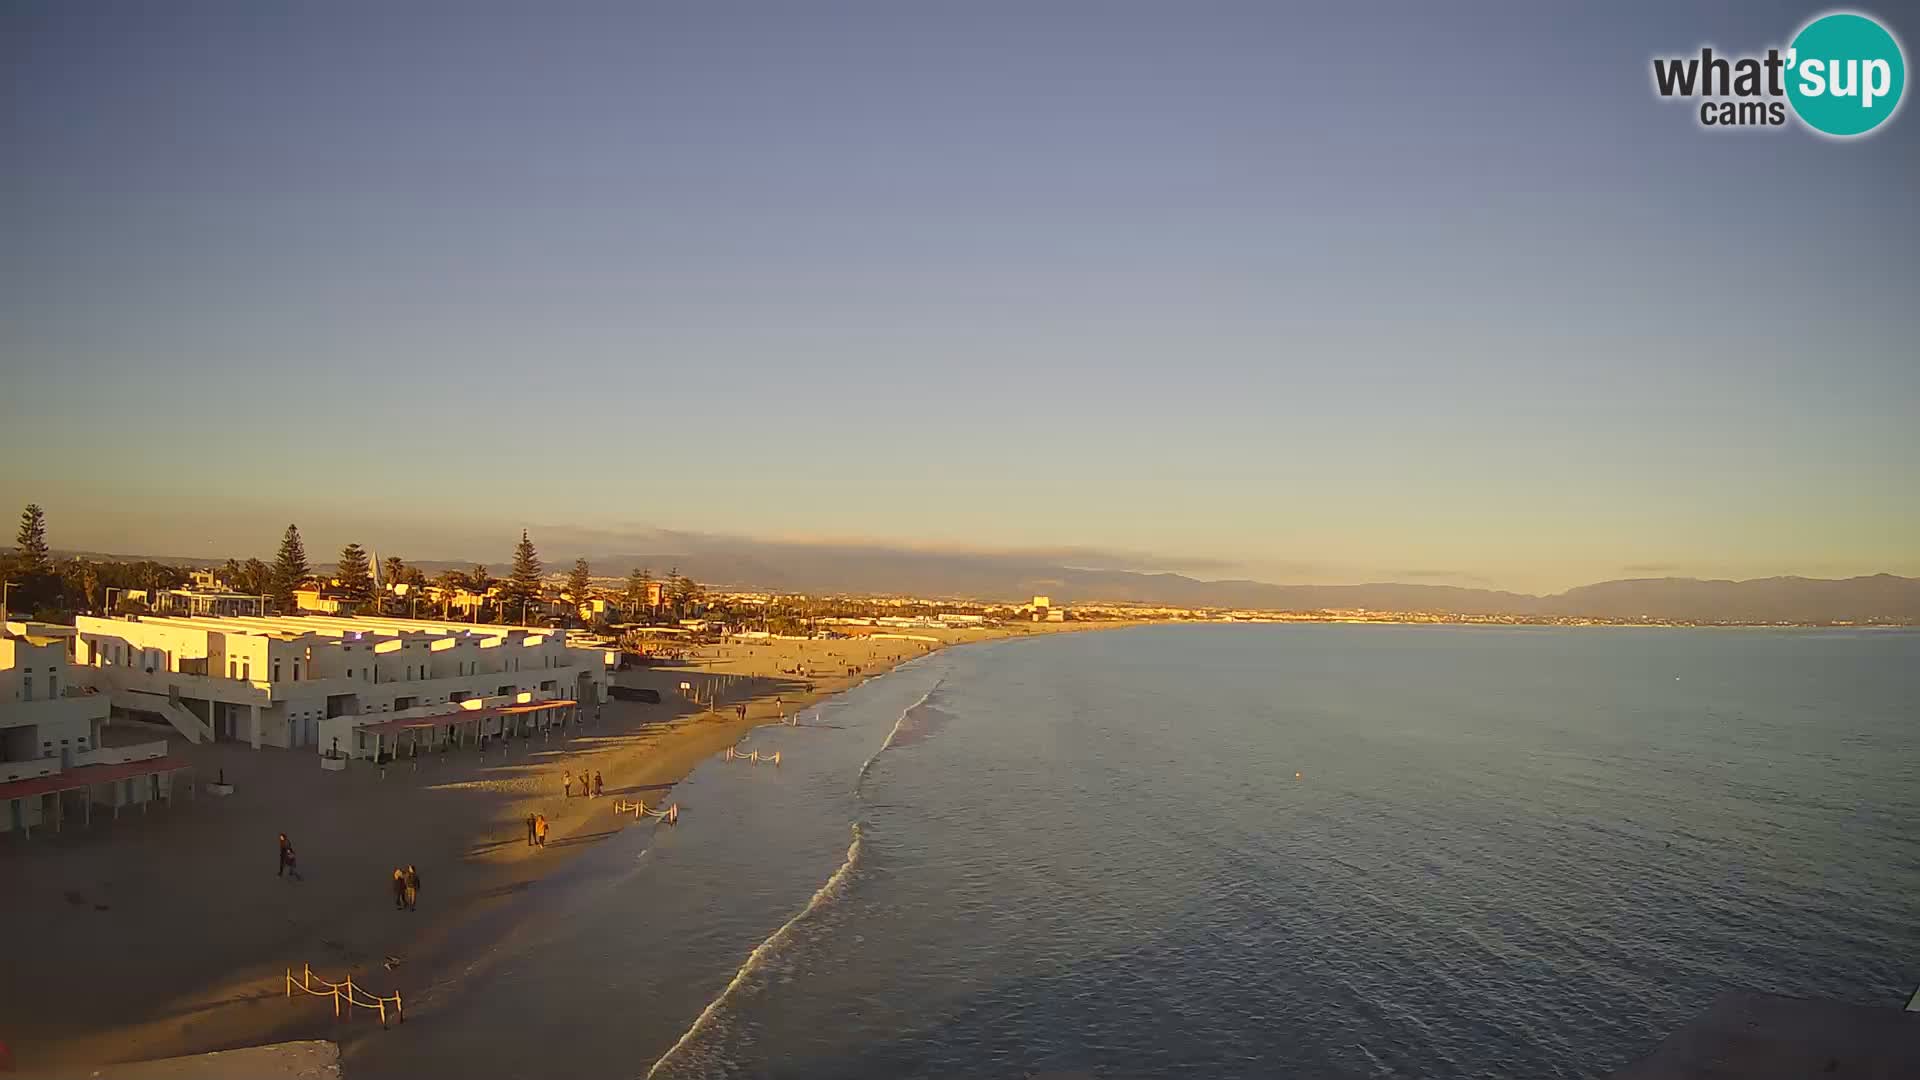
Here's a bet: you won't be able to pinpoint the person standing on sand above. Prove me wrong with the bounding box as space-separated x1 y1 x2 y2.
563 770 574 798
535 814 548 847
403 865 421 911
593 771 604 798
525 813 536 847
391 868 407 910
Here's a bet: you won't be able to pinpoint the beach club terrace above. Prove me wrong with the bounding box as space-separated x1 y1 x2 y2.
72 614 613 753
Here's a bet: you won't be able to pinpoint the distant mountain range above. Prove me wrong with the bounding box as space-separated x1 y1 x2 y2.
426 550 1919 624
32 543 1920 624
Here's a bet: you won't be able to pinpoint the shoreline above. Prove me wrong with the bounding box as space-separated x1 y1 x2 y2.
1 621 1127 1071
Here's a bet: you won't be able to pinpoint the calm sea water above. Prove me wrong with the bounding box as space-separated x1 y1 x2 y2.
358 625 1920 1079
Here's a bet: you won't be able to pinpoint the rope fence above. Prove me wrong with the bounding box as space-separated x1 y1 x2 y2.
724 746 781 766
286 962 404 1028
612 799 681 824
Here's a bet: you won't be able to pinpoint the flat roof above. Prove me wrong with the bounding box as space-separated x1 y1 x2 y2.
0 756 192 802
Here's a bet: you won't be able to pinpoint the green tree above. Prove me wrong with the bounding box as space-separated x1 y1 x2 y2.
565 558 594 621
468 564 495 620
379 556 406 614
78 560 100 612
336 543 374 608
501 530 543 621
272 524 311 612
669 572 701 619
434 569 469 618
14 504 51 573
624 567 654 621
237 558 272 596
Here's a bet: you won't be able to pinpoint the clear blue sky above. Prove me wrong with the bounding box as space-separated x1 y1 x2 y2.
3 1 1916 592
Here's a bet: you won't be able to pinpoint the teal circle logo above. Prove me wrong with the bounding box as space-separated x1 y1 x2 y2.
1786 12 1906 136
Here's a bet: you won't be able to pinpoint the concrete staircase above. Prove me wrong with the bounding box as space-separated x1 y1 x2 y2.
115 687 213 744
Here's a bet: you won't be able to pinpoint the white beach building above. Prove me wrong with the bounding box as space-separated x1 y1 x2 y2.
2 621 183 835
72 614 614 754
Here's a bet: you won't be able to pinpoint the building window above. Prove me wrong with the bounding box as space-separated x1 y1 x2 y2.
293 661 301 681
274 661 282 681
229 661 237 678
49 674 58 698
242 662 251 680
22 676 32 701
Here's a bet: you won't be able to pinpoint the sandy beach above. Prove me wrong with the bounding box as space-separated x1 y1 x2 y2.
0 622 1108 1072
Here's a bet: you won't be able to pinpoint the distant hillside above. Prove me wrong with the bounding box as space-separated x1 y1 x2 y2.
1536 574 1920 624
32 544 1920 623
437 547 1919 623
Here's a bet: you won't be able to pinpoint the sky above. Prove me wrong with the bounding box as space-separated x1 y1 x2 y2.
3 1 1917 594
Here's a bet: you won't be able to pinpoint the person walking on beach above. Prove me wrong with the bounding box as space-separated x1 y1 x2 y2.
403 865 421 911
592 771 604 798
534 814 548 848
278 833 293 878
525 813 537 847
391 868 407 910
563 770 574 798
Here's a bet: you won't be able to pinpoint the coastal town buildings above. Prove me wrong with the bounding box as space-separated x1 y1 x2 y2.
133 571 273 618
71 614 612 754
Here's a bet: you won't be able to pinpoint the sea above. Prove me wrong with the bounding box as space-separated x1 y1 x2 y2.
356 624 1920 1079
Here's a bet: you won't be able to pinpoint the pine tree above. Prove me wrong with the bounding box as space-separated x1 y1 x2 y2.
14 504 51 573
272 524 311 612
501 530 543 621
565 557 594 619
670 572 701 619
336 543 374 607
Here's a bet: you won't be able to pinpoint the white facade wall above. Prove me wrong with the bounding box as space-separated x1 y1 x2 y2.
1 637 109 769
73 615 610 753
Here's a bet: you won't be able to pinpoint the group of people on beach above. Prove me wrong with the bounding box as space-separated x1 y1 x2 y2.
390 865 421 911
561 769 604 798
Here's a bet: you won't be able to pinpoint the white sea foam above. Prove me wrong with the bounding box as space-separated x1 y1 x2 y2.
854 680 942 796
643 824 865 1080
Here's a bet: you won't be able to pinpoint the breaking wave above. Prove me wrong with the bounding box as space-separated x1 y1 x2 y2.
643 824 865 1079
854 680 944 796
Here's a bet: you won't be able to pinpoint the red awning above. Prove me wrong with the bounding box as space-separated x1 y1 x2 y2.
356 700 576 737
500 699 576 714
357 713 489 737
0 756 192 802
